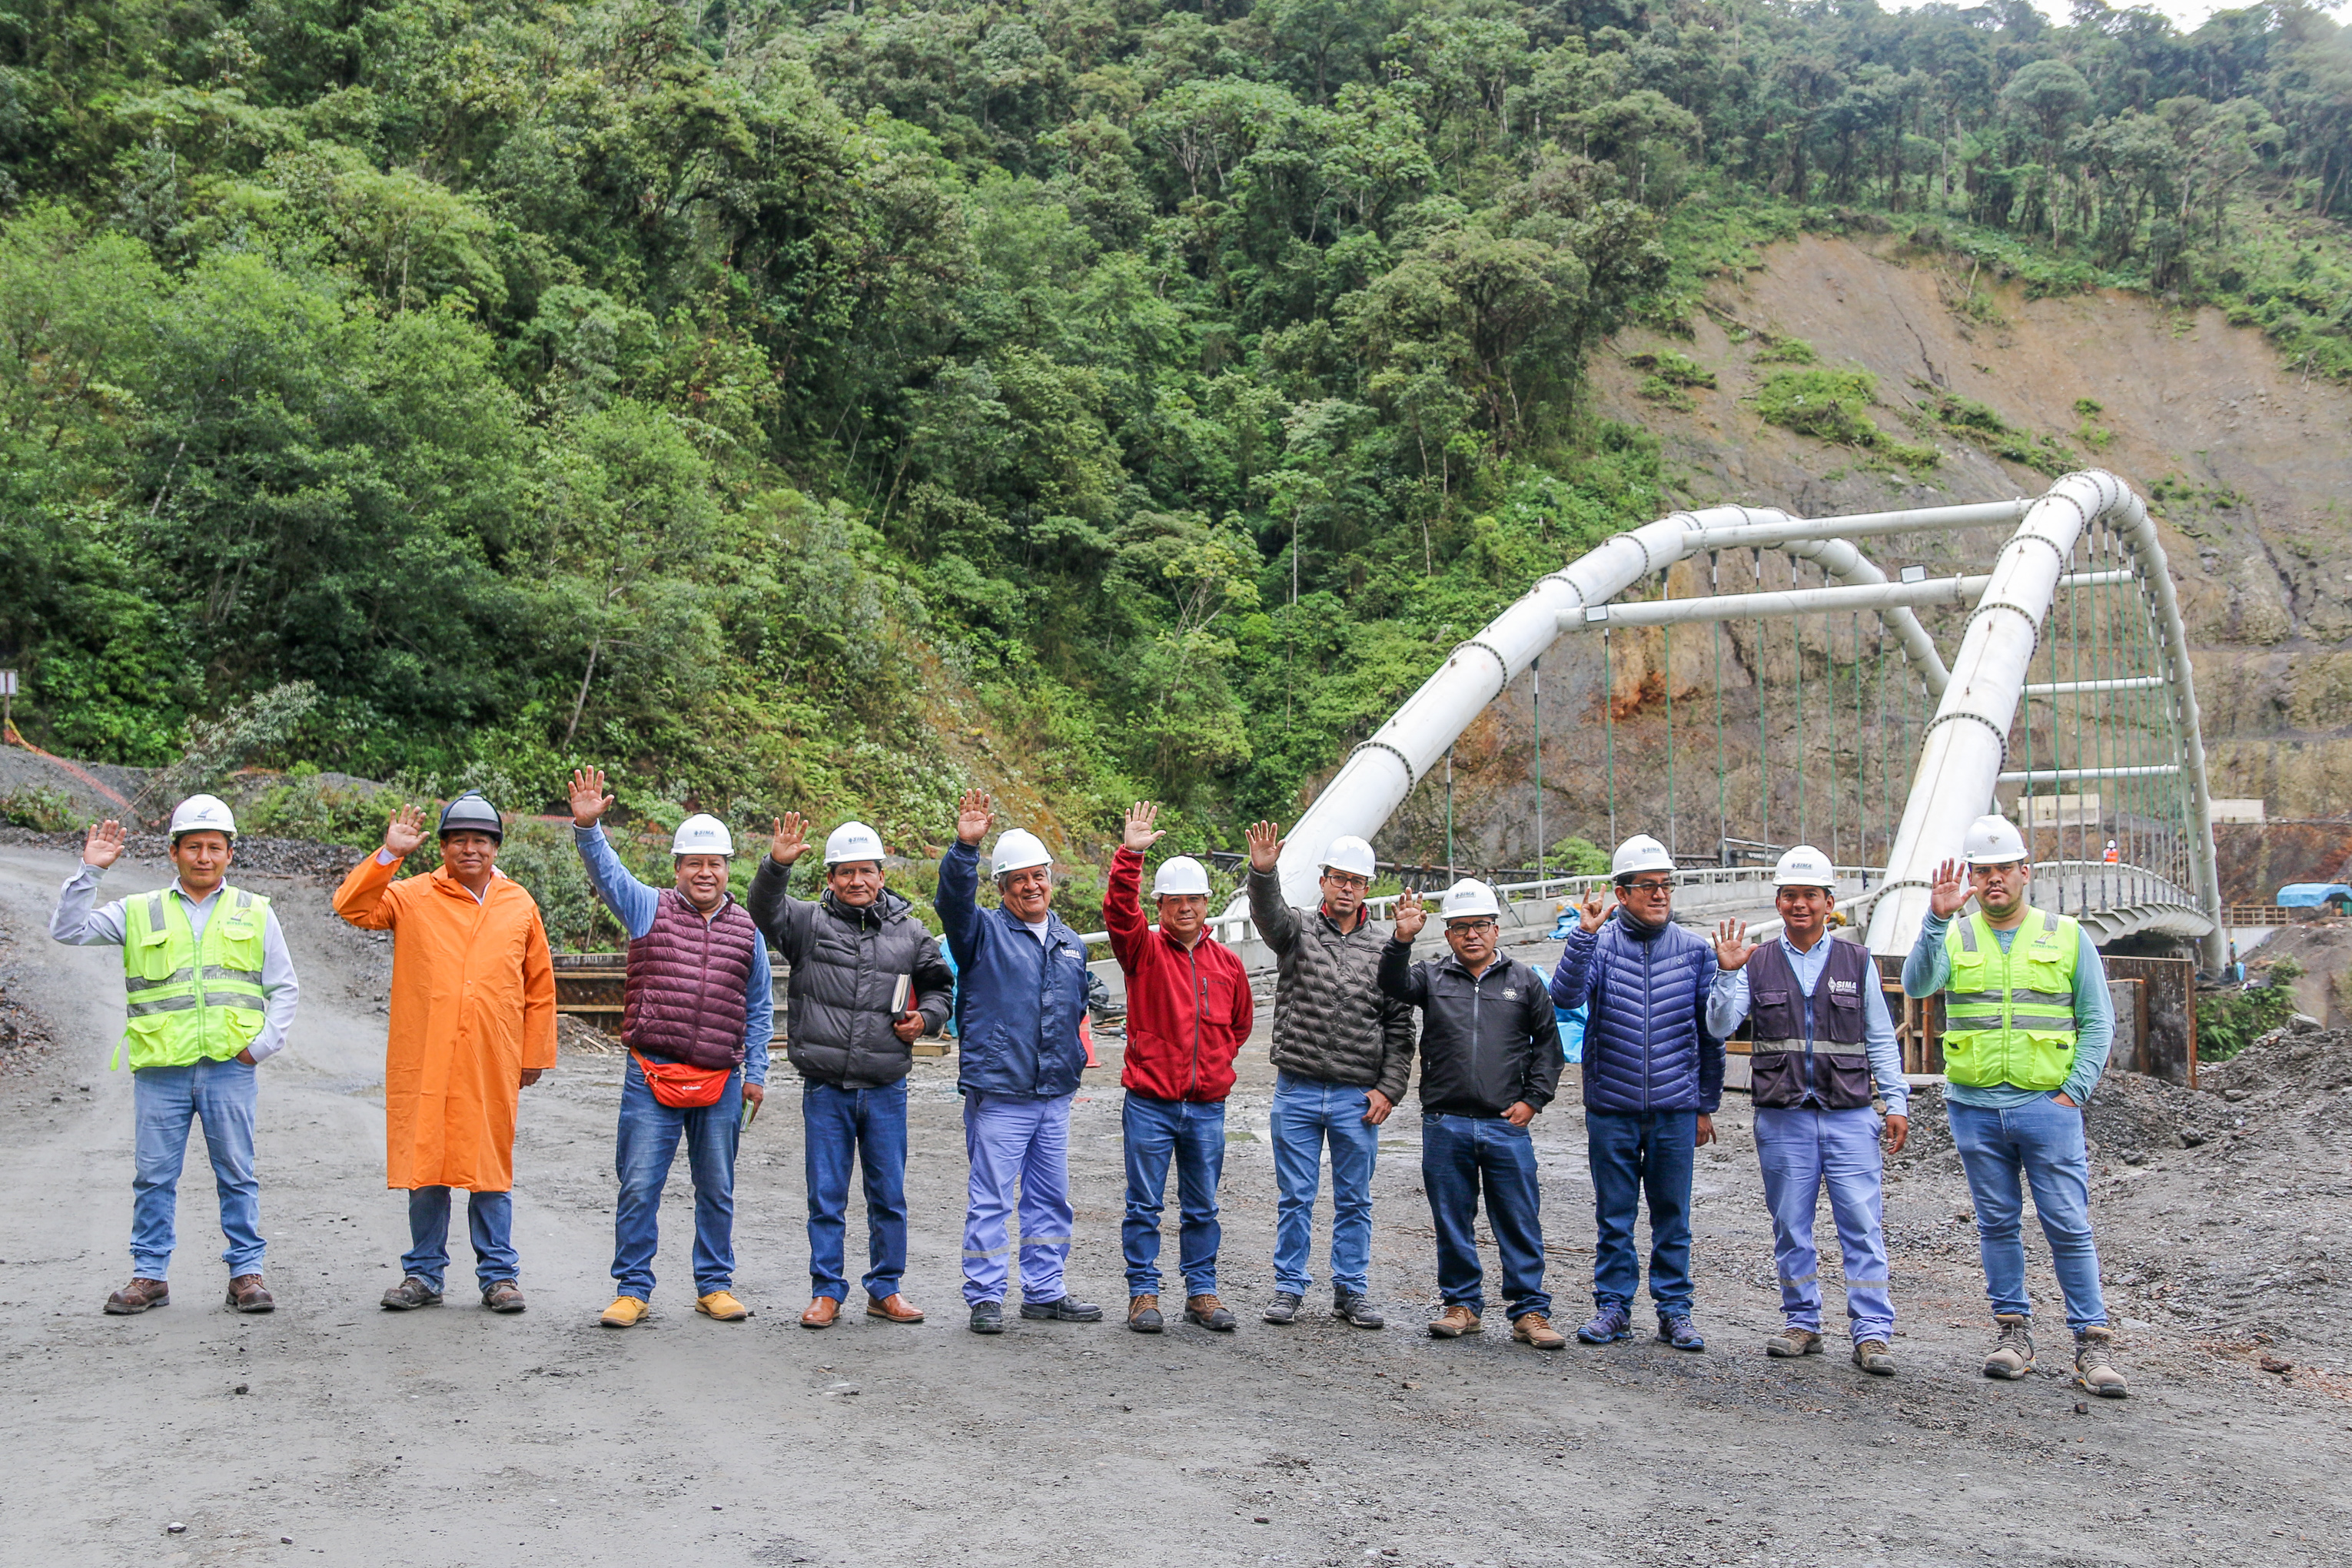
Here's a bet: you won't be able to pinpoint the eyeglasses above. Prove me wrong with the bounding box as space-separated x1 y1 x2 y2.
1620 879 1674 894
1321 872 1370 890
1446 919 1497 932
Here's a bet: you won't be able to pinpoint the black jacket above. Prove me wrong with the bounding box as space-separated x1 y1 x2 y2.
1377 942 1562 1118
748 859 952 1090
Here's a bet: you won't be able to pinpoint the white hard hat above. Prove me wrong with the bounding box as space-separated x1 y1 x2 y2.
168 793 238 840
1320 835 1377 879
1439 878 1501 921
671 813 734 857
1152 855 1211 897
1611 834 1675 880
989 828 1052 877
1772 844 1836 891
823 819 885 865
1962 813 2029 866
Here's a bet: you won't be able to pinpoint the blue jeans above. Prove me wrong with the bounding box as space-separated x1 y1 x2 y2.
1586 1108 1696 1314
962 1091 1075 1306
805 1078 909 1302
1422 1113 1550 1320
612 1058 742 1300
404 1186 516 1294
1121 1092 1226 1297
1755 1106 1894 1344
1948 1097 2107 1331
130 1058 263 1278
1269 1073 1382 1297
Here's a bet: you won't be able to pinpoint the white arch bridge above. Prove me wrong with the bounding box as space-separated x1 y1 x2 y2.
1241 469 2225 969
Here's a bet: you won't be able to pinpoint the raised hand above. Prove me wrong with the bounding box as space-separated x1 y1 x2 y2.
955 789 994 847
1928 856 1969 919
82 819 126 869
1244 819 1283 874
1122 800 1164 855
384 805 427 859
769 812 812 865
568 766 613 828
1713 918 1756 971
1393 888 1427 941
1577 881 1612 933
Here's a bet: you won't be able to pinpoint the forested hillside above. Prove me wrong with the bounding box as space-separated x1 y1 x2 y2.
5 0 2348 857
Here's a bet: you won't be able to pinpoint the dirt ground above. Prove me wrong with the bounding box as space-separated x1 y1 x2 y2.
3 843 2350 1568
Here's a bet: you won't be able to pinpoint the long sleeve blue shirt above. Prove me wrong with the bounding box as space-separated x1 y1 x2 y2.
1706 935 1908 1114
1902 910 2111 1108
573 825 772 1084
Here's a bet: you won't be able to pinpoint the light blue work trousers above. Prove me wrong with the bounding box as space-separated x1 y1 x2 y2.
1754 1105 1895 1344
962 1090 1075 1307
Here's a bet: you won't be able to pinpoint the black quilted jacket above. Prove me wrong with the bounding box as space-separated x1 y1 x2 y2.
1247 869 1417 1102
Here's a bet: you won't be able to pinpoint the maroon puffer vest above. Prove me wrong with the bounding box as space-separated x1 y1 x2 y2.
623 891 757 1071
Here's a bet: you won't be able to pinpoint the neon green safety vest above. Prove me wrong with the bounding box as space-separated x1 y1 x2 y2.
117 885 271 1071
1941 907 2080 1091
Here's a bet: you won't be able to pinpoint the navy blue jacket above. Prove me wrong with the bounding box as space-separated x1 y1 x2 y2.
935 839 1090 1100
1548 912 1724 1114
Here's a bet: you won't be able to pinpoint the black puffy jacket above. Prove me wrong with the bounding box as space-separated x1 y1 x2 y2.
748 859 952 1091
1377 943 1562 1119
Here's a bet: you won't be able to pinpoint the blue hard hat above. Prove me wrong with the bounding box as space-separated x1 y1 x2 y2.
437 790 503 841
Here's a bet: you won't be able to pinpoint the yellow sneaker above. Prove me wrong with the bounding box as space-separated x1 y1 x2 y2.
600 1295 649 1328
696 1290 750 1321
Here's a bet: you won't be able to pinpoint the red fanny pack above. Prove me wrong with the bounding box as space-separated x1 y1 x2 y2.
631 1052 733 1108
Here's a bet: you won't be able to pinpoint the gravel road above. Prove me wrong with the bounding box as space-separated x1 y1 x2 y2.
2 843 2347 1567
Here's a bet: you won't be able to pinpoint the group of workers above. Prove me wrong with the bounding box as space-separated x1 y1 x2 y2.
51 781 2128 1397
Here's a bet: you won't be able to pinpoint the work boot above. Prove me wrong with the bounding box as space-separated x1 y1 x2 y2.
1658 1314 1706 1352
1333 1291 1386 1330
799 1296 841 1329
1128 1294 1164 1334
1766 1325 1824 1359
2075 1327 2129 1398
1427 1304 1482 1338
1576 1303 1633 1344
968 1301 1005 1335
481 1280 527 1314
1262 1291 1302 1325
865 1293 924 1324
104 1277 170 1315
1982 1314 2035 1380
1185 1294 1237 1331
600 1296 649 1328
696 1291 749 1321
1512 1312 1567 1350
225 1274 274 1313
1018 1295 1103 1322
1852 1339 1897 1377
379 1277 442 1311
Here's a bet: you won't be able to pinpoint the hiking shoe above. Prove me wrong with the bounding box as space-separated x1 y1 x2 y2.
1658 1314 1706 1352
2075 1327 2128 1398
1983 1314 2035 1380
379 1277 442 1311
1576 1304 1633 1344
481 1280 527 1314
225 1275 274 1313
1852 1339 1897 1377
696 1291 749 1321
1128 1294 1164 1334
968 1301 1005 1335
105 1277 170 1315
1333 1291 1386 1330
1766 1325 1824 1358
1512 1312 1567 1350
1427 1304 1482 1338
1185 1294 1236 1331
600 1296 649 1328
1262 1291 1302 1324
1018 1295 1102 1323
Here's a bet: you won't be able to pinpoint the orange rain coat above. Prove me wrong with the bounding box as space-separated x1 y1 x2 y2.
333 854 556 1191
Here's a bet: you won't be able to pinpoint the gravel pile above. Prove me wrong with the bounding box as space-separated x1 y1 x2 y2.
2201 1019 2352 1099
0 826 367 882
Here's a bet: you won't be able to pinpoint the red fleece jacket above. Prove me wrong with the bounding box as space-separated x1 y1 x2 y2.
1104 846 1254 1102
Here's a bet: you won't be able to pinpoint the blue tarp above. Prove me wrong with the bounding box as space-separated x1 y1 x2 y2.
2277 883 2352 908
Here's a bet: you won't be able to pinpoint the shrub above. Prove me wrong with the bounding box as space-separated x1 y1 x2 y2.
1751 335 1818 364
0 786 78 832
1625 349 1716 389
2197 963 2302 1062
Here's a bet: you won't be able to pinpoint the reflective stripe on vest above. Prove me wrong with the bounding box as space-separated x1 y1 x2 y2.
1940 907 2079 1091
118 886 270 1070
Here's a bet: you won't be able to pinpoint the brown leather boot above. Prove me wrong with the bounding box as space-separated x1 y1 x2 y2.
1427 1304 1482 1338
1184 1294 1237 1331
104 1277 170 1315
1128 1294 1163 1334
865 1293 924 1324
225 1274 275 1313
800 1295 842 1329
1512 1312 1566 1350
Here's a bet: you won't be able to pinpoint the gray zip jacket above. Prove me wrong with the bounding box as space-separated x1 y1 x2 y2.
1246 868 1416 1102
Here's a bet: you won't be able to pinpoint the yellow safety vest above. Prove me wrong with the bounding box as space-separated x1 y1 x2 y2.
118 885 271 1071
1940 907 2080 1091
